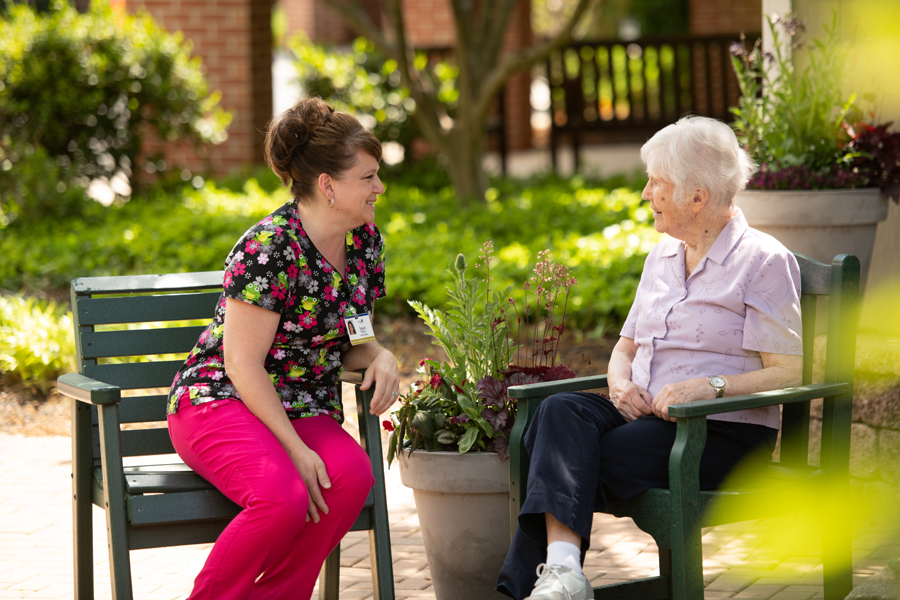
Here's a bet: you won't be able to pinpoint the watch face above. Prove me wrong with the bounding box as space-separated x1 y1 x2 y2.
710 376 725 388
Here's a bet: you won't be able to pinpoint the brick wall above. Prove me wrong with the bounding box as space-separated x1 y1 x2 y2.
285 0 382 45
690 0 762 35
127 0 274 176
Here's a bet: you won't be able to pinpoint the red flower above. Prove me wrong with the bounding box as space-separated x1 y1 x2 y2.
429 373 442 390
382 419 395 432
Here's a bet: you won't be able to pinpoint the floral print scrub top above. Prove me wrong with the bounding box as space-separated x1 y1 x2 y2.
167 200 387 424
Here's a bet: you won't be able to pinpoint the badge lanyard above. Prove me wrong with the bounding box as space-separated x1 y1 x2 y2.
342 275 375 346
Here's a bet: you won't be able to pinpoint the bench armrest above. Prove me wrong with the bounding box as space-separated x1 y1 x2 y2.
58 373 122 406
667 382 850 418
507 374 608 399
339 370 365 386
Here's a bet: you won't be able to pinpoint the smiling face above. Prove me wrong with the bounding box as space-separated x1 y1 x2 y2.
330 150 384 227
641 172 694 239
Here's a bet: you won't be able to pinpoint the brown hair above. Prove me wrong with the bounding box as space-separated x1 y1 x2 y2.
264 98 382 202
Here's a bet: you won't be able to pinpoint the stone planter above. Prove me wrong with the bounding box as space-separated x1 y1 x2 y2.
399 450 510 600
735 188 888 291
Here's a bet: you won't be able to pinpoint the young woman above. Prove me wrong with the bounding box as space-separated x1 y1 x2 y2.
166 98 400 600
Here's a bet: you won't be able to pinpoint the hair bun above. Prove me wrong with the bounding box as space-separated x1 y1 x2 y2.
264 97 379 201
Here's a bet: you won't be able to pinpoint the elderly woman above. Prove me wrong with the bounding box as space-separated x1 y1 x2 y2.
497 116 802 600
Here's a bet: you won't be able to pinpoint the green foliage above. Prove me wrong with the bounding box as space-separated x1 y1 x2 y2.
1 170 657 397
386 246 580 464
290 35 457 167
0 294 75 393
382 172 658 331
729 13 859 174
409 252 513 386
0 143 93 227
1 171 656 330
0 178 289 292
0 0 231 225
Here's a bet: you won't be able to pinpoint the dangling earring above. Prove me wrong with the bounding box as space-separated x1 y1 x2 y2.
329 194 335 208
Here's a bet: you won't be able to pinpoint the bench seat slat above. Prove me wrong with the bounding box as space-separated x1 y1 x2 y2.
126 470 218 494
128 489 242 525
127 521 230 550
76 292 221 326
84 361 184 390
119 395 169 424
81 327 205 359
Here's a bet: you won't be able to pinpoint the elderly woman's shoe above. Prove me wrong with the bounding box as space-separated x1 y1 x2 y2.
524 563 594 600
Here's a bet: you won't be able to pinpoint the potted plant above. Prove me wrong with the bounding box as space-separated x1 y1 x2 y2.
385 242 576 600
729 12 900 288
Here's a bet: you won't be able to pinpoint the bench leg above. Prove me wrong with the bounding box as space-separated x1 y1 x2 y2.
72 400 94 600
658 547 674 600
98 405 133 600
369 526 394 600
670 527 703 600
319 546 341 600
822 507 852 600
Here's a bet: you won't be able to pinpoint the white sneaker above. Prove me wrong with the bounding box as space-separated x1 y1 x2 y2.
524 563 594 600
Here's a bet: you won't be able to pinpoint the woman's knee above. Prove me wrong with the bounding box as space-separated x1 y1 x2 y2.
244 475 310 535
327 443 375 501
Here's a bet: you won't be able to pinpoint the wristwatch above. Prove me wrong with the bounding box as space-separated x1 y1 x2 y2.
708 376 726 398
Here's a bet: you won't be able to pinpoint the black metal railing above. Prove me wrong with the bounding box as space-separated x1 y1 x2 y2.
546 33 759 171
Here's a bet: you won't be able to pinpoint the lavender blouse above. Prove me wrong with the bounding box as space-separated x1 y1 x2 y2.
621 208 802 429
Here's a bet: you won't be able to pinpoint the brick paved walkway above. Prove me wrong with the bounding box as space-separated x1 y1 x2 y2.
1 431 896 600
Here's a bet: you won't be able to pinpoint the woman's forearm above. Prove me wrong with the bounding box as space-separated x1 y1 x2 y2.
342 341 388 371
607 337 638 389
715 353 802 397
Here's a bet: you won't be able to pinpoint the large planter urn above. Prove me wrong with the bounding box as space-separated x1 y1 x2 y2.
399 450 511 600
735 188 888 290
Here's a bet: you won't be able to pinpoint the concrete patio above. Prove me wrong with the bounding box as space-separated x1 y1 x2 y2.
1 397 897 600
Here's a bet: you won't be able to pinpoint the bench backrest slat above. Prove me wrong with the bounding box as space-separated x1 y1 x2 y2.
83 361 186 391
119 395 169 424
81 327 208 359
75 292 221 326
796 254 831 296
121 428 176 457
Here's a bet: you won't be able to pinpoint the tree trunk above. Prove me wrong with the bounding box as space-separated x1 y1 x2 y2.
434 117 488 202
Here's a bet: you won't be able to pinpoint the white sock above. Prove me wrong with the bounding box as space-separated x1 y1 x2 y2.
546 541 582 575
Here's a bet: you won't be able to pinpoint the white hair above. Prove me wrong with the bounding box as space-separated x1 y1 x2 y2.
640 116 756 207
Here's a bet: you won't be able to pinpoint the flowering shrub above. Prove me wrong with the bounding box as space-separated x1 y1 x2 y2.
729 12 900 202
386 243 576 464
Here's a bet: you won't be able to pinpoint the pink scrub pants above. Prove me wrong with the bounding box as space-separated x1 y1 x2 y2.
167 399 375 600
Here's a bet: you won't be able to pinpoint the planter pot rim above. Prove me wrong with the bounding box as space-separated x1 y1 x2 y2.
736 188 887 227
399 449 509 494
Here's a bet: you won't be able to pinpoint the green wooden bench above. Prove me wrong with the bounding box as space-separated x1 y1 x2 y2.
508 253 860 600
58 271 394 600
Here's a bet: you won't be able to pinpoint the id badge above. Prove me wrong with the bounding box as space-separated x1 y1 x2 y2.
344 313 375 345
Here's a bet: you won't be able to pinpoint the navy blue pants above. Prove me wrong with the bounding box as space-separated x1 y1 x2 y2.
496 392 778 600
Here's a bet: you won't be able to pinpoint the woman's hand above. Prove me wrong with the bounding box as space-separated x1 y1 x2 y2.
607 336 652 421
651 377 711 422
360 347 400 415
288 444 332 523
609 379 654 421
